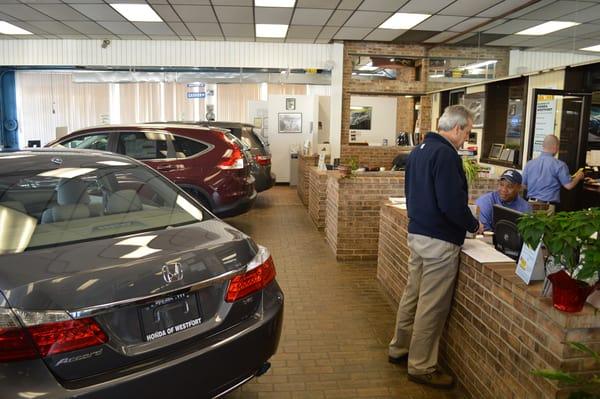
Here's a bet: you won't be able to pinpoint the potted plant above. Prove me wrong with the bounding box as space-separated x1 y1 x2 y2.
462 157 478 186
517 208 600 312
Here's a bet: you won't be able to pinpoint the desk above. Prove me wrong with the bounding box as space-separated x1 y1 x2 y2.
377 203 600 398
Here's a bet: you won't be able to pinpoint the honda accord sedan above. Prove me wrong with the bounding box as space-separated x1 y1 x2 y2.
0 149 283 399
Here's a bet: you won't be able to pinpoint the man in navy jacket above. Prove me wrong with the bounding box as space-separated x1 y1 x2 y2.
388 105 483 389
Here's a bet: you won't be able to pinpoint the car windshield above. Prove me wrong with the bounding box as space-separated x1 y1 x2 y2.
0 162 209 254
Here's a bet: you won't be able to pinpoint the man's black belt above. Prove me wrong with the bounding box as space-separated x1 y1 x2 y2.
528 198 559 206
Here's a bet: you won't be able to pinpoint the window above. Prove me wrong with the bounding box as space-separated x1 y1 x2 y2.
117 131 170 160
60 134 109 151
172 136 209 158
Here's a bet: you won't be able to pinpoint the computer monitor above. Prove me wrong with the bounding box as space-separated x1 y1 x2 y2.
492 204 524 260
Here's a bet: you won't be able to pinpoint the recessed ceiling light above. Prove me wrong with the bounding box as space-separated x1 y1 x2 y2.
580 44 600 52
255 0 295 7
0 21 33 35
110 4 163 22
256 24 288 38
380 13 430 30
516 21 579 36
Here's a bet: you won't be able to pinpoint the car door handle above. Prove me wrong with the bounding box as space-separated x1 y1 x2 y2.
156 165 175 171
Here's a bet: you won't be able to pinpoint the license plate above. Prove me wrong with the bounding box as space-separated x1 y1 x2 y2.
139 293 202 342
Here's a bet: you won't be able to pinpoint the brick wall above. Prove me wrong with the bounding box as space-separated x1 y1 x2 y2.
397 96 415 134
378 204 600 399
341 146 412 170
308 166 331 231
325 172 405 261
297 154 318 206
469 177 497 204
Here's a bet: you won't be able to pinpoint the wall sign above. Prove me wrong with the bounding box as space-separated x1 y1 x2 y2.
532 99 556 156
516 241 545 284
187 92 206 99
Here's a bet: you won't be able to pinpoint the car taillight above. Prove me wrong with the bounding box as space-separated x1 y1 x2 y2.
218 146 245 170
0 309 107 362
226 246 276 302
255 155 271 166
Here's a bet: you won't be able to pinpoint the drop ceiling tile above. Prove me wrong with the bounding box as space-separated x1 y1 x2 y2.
344 11 392 28
186 22 222 36
152 5 181 22
548 38 598 50
29 4 89 21
149 35 180 39
134 22 174 35
337 0 362 9
478 0 530 17
148 0 169 4
104 0 146 3
28 21 82 35
333 26 370 39
57 34 88 38
473 18 507 32
518 35 572 46
167 22 190 36
485 35 530 46
393 29 438 43
446 32 476 43
315 38 331 43
318 26 338 40
546 22 600 37
212 0 252 5
220 23 254 36
62 0 104 3
87 34 119 39
286 25 320 39
506 0 554 18
399 0 454 14
296 0 347 8
69 5 125 21
0 11 17 21
413 15 466 31
98 21 143 34
168 0 210 3
0 4 54 20
559 4 600 23
21 0 67 3
453 32 505 45
63 21 112 34
117 35 150 39
424 31 459 43
521 1 596 20
327 9 352 26
0 0 19 3
256 37 282 42
179 35 194 40
226 36 254 41
292 8 333 25
358 0 409 12
364 28 405 41
439 0 506 17
172 5 217 23
484 19 545 34
286 38 315 43
214 6 253 23
449 17 491 32
255 7 293 24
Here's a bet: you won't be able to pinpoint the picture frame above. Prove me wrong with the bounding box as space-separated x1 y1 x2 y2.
278 112 302 133
286 98 296 111
253 117 263 128
349 106 372 130
500 148 511 161
489 143 504 159
463 92 485 128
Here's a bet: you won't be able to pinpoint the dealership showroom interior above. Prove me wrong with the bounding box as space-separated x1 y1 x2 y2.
2 0 600 398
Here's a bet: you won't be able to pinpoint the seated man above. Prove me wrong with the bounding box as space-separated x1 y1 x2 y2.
475 169 532 231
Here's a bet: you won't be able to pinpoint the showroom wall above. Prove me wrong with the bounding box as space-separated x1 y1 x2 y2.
349 95 397 146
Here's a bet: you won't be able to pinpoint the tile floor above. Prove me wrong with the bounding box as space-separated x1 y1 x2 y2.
224 186 463 399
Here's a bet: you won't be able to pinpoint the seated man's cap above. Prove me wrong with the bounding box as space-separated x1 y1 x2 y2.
499 169 522 185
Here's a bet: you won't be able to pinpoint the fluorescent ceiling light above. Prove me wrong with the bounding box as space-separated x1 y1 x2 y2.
0 21 33 35
110 4 163 22
380 13 430 30
255 0 295 6
516 21 579 35
256 24 288 38
429 74 444 78
580 44 600 52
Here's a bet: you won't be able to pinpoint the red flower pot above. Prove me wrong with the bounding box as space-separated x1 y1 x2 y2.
547 270 598 313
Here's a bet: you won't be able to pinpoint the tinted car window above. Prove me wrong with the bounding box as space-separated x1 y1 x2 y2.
0 163 208 254
117 131 170 160
172 136 209 158
242 127 263 150
60 133 109 151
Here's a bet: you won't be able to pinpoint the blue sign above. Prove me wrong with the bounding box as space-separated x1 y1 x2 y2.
187 82 205 88
187 92 206 99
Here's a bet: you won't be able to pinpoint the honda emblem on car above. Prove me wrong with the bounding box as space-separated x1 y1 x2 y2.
162 262 183 283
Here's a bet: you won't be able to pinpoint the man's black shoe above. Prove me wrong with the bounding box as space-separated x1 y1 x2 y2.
388 354 408 364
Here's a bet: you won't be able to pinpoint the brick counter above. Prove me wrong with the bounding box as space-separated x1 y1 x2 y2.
297 154 318 207
308 166 334 231
341 145 412 170
325 171 404 262
377 204 600 399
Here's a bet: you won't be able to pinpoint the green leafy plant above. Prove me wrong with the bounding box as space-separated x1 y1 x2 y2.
517 208 600 281
462 157 478 186
532 341 600 399
348 157 359 172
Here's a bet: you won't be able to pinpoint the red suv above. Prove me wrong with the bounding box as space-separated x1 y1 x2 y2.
47 124 256 217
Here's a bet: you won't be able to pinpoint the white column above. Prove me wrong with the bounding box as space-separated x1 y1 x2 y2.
329 42 344 160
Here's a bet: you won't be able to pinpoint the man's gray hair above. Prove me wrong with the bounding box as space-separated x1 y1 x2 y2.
438 105 474 132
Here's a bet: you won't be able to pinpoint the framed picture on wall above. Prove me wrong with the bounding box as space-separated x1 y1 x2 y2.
253 117 263 128
278 112 302 133
349 106 372 130
489 143 504 159
286 98 296 110
463 92 485 128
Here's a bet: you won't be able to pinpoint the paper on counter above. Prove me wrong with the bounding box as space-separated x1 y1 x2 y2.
391 204 407 210
389 197 406 204
462 239 514 264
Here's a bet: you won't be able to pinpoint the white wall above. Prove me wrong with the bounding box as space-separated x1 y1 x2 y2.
349 96 397 146
329 43 344 160
318 96 331 144
268 95 318 183
509 50 599 75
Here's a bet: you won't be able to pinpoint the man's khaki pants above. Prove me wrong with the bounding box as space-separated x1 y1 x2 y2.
388 233 461 375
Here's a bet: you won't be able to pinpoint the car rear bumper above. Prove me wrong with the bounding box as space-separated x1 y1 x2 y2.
0 282 284 399
255 171 276 192
214 188 257 218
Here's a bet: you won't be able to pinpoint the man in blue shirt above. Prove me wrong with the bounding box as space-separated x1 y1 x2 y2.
476 169 532 231
522 135 584 206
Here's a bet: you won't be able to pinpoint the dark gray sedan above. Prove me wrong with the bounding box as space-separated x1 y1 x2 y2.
0 149 283 398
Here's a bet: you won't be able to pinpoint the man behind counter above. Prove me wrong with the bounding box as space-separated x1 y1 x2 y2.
475 169 532 231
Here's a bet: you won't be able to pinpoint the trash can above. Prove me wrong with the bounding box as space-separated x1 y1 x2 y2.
289 152 299 186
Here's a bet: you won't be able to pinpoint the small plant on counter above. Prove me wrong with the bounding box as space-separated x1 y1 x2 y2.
532 341 600 399
462 157 478 186
348 157 359 172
